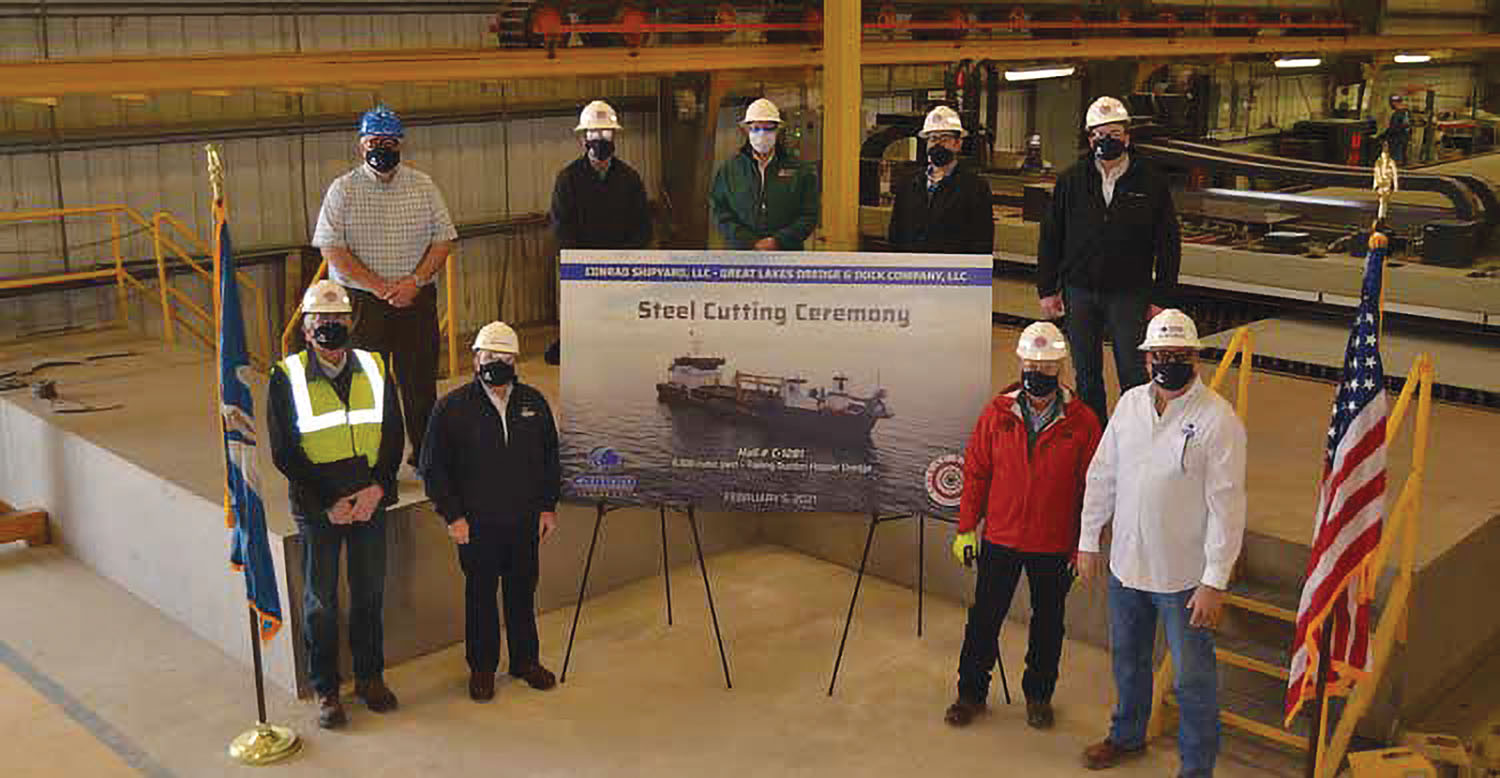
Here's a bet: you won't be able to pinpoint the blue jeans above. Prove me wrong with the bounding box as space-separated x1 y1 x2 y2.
1108 574 1219 778
1062 286 1150 426
297 509 388 697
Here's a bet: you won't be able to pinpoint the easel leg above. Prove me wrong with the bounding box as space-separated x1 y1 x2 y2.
916 512 925 638
686 505 731 690
660 505 673 627
828 512 879 696
561 502 605 684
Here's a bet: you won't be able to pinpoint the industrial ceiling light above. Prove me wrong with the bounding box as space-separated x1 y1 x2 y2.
1393 53 1432 64
1004 65 1077 82
1274 57 1322 69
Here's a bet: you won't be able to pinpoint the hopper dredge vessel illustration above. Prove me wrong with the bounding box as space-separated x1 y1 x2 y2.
655 335 894 442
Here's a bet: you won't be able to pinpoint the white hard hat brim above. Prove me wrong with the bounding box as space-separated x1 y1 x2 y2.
917 127 968 138
1138 337 1203 351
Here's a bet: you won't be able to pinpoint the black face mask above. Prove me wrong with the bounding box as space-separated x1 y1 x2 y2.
478 360 516 387
927 145 956 167
1151 362 1195 391
586 138 615 162
1022 370 1059 398
311 321 349 350
365 147 401 174
1093 135 1127 161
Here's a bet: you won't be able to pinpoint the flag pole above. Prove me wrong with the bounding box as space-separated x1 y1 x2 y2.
211 144 301 767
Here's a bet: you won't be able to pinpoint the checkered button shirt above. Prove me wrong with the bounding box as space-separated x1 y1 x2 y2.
311 164 458 292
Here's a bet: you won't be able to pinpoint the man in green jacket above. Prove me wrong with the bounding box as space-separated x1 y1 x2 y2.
710 97 820 251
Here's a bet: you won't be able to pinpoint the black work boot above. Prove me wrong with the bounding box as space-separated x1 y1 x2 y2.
944 697 987 727
354 677 399 713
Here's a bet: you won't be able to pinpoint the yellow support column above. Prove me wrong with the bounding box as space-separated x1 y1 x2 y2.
820 0 861 251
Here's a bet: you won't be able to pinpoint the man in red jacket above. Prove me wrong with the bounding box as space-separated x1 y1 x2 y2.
945 321 1103 730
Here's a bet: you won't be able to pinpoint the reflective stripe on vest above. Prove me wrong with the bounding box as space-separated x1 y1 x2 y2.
283 350 385 435
280 349 386 467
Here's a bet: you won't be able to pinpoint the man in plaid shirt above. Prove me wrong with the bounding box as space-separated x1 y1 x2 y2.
313 105 459 466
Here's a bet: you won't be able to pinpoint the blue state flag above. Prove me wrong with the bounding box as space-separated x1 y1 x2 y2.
217 203 283 641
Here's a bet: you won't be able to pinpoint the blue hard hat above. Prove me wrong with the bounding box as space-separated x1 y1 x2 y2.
359 104 404 138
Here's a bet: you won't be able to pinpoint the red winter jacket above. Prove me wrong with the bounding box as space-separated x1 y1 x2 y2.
956 385 1103 555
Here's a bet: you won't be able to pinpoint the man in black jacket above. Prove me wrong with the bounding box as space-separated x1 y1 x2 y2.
547 99 652 364
420 321 562 702
267 280 405 730
1036 96 1180 425
888 105 995 256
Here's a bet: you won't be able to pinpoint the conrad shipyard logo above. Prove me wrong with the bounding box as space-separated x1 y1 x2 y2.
573 446 637 498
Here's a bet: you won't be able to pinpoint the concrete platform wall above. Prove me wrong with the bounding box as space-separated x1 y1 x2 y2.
0 395 299 691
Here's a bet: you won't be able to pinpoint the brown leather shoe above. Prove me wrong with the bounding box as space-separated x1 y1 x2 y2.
1082 738 1147 770
509 663 557 691
317 693 347 729
944 698 987 727
1026 701 1055 730
354 678 399 713
469 671 496 702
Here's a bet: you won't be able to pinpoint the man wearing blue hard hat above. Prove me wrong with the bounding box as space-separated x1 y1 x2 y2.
313 104 459 468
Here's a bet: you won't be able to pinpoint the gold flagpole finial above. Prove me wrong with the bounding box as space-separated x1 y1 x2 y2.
1372 149 1399 225
206 143 225 205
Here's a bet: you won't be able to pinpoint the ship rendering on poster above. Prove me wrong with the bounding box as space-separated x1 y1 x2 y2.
559 250 992 516
655 337 894 444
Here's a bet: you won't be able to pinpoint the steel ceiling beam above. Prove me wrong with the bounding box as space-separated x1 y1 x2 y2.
4 34 1500 99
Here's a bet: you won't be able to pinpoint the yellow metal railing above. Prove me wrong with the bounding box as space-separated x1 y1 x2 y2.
0 204 272 368
278 252 460 378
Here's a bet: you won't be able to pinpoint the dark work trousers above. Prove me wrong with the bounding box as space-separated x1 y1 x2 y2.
350 284 439 462
1062 285 1151 426
297 509 388 697
957 541 1074 704
457 519 541 674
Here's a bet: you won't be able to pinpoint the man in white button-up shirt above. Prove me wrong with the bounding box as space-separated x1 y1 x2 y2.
1076 309 1246 778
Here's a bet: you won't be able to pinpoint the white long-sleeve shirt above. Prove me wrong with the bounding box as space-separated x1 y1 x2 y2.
1079 378 1248 593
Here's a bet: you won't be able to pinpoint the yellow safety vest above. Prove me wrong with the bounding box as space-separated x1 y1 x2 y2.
280 349 386 467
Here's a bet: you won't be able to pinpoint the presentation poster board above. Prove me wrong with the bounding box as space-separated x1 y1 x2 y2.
559 250 993 516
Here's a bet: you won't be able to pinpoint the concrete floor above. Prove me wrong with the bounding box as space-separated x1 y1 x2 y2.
2 542 1292 778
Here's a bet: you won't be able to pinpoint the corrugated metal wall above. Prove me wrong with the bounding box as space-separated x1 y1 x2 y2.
2 103 662 345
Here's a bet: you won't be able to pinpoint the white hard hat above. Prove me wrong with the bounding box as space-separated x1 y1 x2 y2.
576 99 622 132
302 279 352 314
741 98 782 125
472 321 520 354
1139 309 1203 351
918 105 966 138
1085 96 1131 130
1016 321 1068 361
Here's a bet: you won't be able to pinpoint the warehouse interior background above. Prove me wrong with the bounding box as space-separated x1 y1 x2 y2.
3 1 1500 776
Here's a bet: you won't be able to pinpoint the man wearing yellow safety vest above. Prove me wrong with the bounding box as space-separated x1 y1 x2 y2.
267 279 405 730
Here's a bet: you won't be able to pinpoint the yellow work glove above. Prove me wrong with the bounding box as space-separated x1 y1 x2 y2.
952 531 978 566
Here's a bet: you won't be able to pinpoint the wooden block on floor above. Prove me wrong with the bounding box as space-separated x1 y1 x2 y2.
0 508 49 546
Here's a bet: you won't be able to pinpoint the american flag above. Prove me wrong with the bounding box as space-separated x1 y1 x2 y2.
1285 246 1389 723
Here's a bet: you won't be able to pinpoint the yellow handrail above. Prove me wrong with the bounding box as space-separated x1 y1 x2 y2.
0 203 272 369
